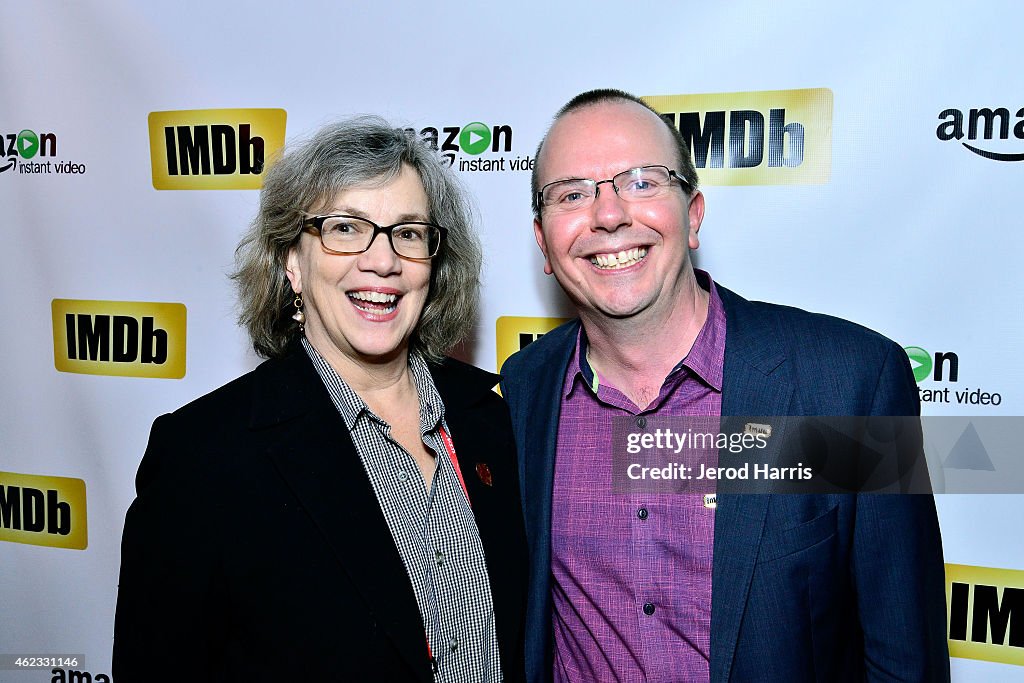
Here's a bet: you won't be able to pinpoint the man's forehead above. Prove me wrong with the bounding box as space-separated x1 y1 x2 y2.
540 100 676 178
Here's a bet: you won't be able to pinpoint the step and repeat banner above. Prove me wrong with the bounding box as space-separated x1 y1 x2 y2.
2 1 1022 680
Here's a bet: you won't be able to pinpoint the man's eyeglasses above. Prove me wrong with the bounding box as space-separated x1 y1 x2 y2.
301 215 447 260
537 165 689 213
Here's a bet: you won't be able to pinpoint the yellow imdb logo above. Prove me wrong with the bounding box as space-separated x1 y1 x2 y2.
495 316 570 376
149 108 286 190
52 299 187 379
0 471 87 550
946 563 1024 666
644 88 832 186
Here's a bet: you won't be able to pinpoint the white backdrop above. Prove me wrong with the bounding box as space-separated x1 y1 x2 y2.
2 1 1023 680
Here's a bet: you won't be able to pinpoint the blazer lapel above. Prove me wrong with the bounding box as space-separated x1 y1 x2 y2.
505 320 579 683
521 323 577 568
711 288 795 683
251 348 430 681
520 322 578 545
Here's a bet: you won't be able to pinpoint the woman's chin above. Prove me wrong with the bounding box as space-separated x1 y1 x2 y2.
351 342 408 365
336 331 412 366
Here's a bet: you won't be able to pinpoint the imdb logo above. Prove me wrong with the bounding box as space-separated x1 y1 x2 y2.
51 299 187 379
946 563 1024 666
148 108 286 190
1 471 87 550
645 88 833 186
495 316 570 376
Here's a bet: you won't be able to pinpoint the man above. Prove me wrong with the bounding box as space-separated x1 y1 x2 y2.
500 89 948 682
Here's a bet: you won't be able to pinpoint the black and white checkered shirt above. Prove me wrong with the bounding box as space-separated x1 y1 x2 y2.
303 339 503 682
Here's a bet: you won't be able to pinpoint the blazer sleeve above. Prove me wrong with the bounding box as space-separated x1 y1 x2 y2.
853 341 950 682
113 414 227 682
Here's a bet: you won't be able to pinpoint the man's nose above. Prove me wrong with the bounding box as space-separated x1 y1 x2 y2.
591 179 629 232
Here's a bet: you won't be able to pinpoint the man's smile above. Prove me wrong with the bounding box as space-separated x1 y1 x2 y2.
588 247 649 270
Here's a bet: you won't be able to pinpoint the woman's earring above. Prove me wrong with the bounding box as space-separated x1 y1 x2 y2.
292 294 305 331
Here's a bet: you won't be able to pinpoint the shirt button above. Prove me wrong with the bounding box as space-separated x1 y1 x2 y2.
449 637 458 653
435 549 444 567
636 416 647 429
637 507 649 520
397 470 409 482
643 602 656 616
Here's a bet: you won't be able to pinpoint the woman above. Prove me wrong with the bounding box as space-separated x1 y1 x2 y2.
113 118 527 682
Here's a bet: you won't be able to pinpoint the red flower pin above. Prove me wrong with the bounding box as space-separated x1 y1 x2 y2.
475 463 493 487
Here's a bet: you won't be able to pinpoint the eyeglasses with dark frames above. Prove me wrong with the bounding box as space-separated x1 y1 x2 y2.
301 214 447 260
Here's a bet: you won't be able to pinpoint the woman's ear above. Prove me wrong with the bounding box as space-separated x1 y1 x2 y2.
285 245 302 293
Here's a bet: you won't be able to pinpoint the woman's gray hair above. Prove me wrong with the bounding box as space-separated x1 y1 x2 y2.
232 116 482 361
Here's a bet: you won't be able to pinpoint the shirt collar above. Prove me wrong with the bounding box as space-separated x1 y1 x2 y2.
562 269 725 399
679 269 725 392
302 337 445 434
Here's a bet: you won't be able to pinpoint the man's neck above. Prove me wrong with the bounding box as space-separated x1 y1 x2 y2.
581 272 710 410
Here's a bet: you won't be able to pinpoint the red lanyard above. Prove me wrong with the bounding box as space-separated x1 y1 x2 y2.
438 426 469 505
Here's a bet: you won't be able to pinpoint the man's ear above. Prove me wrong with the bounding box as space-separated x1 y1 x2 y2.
687 190 705 251
284 245 302 293
534 218 553 275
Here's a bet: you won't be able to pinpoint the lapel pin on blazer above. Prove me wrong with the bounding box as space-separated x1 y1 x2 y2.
743 422 772 438
475 463 493 487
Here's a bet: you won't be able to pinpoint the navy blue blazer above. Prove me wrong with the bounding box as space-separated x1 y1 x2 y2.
500 285 949 682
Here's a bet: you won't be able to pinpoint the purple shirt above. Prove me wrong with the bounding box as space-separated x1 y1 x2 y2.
551 272 726 683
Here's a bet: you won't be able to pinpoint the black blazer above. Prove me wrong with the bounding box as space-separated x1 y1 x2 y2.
113 344 527 682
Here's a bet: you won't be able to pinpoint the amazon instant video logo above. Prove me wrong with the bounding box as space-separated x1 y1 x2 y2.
937 106 1024 161
410 121 533 173
0 128 86 176
904 345 1003 407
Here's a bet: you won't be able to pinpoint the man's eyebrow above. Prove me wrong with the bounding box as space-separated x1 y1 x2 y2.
543 166 661 185
544 175 591 184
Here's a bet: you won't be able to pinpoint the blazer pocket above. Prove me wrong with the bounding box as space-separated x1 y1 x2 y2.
756 505 838 564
